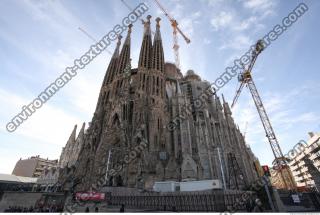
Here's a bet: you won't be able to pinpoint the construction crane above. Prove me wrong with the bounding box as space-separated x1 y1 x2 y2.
120 0 155 35
153 0 191 70
231 40 296 190
78 27 112 55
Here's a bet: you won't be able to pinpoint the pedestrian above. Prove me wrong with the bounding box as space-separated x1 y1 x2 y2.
85 206 90 212
253 198 264 212
120 204 125 212
172 206 177 212
95 207 99 212
245 198 254 212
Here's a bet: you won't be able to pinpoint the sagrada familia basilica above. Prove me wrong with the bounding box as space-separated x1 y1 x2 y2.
58 15 259 191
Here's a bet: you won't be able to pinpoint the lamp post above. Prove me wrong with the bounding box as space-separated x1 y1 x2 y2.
159 151 168 180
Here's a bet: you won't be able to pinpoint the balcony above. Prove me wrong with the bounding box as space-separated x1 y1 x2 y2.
292 171 300 176
313 160 320 167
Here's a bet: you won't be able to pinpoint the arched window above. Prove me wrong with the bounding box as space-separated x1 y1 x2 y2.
112 114 120 127
156 77 159 95
158 118 161 130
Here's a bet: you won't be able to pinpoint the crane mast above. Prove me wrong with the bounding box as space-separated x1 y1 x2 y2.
172 21 180 69
153 0 191 70
231 40 296 190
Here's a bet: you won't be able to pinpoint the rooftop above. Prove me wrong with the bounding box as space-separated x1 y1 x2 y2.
0 173 38 184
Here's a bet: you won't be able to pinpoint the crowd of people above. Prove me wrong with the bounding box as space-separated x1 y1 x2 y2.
4 205 64 212
246 198 264 212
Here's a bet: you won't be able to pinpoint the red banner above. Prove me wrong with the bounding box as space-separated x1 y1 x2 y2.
75 192 105 201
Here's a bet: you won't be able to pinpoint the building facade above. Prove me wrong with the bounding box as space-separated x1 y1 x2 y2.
59 16 259 191
288 132 320 191
58 123 85 169
36 166 60 192
32 125 86 192
12 156 58 178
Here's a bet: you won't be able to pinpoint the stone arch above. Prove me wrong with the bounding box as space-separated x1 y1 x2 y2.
112 113 120 127
115 175 123 186
181 154 198 180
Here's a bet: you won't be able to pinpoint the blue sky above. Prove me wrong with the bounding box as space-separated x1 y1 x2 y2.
0 0 319 174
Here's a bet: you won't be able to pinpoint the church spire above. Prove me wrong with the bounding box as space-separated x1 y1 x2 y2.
77 122 85 140
75 122 85 150
222 94 232 116
117 24 132 75
138 15 153 69
69 124 77 143
105 35 122 84
66 124 77 153
152 17 165 72
215 95 223 111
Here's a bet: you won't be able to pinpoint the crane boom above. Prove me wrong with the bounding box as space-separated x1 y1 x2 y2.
153 0 190 44
176 26 191 44
78 27 98 43
231 82 245 108
247 79 285 160
231 40 296 190
172 27 180 69
153 0 174 21
153 0 191 69
120 0 155 35
78 27 112 55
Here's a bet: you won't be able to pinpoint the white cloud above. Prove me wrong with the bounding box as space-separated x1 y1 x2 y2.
65 75 101 114
219 34 253 50
175 11 201 38
241 0 277 17
203 38 212 44
19 0 83 29
233 16 257 31
204 0 224 7
210 12 263 33
242 0 274 11
210 11 234 31
0 87 83 147
179 18 195 37
231 83 320 165
206 0 276 54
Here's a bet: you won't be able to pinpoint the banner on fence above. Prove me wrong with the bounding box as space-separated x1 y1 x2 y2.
75 192 105 201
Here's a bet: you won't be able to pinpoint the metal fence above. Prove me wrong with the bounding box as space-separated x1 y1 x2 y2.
107 190 250 212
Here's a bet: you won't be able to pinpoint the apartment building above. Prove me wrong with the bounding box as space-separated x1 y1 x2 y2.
12 155 58 178
288 132 320 191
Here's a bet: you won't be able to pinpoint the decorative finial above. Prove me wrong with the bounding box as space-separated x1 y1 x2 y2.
147 15 152 23
156 17 161 27
117 35 122 45
128 24 133 33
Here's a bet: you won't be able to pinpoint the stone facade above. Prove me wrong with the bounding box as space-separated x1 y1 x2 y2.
59 16 259 191
58 123 85 169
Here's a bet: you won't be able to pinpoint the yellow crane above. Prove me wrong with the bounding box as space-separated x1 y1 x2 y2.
153 0 191 70
231 40 296 190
